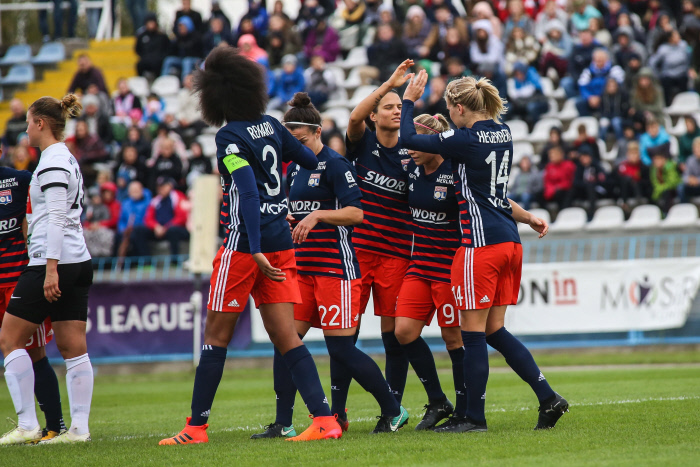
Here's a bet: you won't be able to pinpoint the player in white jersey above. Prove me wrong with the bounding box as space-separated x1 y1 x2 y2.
0 95 94 445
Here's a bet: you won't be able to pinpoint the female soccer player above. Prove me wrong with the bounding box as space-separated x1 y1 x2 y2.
400 71 568 433
0 94 94 444
160 48 341 445
252 94 408 439
345 60 414 408
0 164 66 444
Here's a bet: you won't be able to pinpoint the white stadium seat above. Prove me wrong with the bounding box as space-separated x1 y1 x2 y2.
539 76 566 99
670 135 679 157
196 133 217 157
541 98 559 118
323 107 350 131
337 47 368 70
327 66 345 88
562 116 599 141
660 203 699 229
518 208 551 235
127 76 149 99
341 67 362 90
665 91 700 116
507 119 529 142
512 141 534 165
267 109 284 122
348 85 376 108
528 118 562 144
585 205 625 232
162 96 180 115
550 207 587 233
624 204 662 230
324 87 349 109
557 97 579 121
150 75 180 97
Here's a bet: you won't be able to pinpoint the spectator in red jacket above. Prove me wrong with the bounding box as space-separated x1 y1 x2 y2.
131 177 190 257
543 145 576 210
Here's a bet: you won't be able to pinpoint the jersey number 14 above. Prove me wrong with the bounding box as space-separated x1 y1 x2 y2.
485 150 510 199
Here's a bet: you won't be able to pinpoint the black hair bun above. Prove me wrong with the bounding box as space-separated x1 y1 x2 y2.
288 92 312 108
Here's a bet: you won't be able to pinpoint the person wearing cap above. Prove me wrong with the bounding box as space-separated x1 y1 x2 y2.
173 0 204 37
131 177 190 258
269 55 306 111
68 54 108 95
136 13 170 80
539 19 572 81
162 16 204 82
611 25 647 65
469 19 504 76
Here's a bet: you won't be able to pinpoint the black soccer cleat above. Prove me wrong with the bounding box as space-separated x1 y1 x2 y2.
414 398 454 431
250 422 297 439
535 393 569 430
433 414 487 433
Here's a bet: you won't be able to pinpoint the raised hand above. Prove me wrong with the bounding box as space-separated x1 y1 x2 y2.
403 69 429 102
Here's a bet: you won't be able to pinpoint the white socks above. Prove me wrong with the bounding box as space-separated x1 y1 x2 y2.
4 349 38 430
65 353 93 436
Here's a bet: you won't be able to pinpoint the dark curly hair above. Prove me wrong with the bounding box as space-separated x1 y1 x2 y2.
193 47 269 126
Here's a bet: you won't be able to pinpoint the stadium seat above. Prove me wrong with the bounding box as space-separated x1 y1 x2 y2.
163 96 180 115
539 76 566 99
557 97 579 121
31 42 65 65
127 76 150 99
562 116 599 141
512 141 534 165
267 109 283 122
601 143 619 162
668 113 700 136
327 66 345 87
518 208 551 235
660 203 699 229
665 91 700 116
1 64 35 85
541 97 559 118
341 67 362 90
585 205 625 231
0 44 32 66
528 118 562 144
507 119 529 142
323 107 350 131
348 85 376 108
670 135 679 157
324 87 349 109
549 207 587 233
197 133 216 157
150 75 180 97
624 204 662 230
337 47 368 70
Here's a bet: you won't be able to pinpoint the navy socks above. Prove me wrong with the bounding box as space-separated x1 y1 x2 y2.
329 329 358 420
448 347 466 417
273 346 297 427
282 345 331 417
381 331 409 404
401 337 445 402
461 331 489 424
486 327 555 403
32 356 65 433
190 345 227 426
325 335 400 417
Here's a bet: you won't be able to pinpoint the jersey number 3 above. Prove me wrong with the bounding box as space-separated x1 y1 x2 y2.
262 145 280 196
485 150 510 198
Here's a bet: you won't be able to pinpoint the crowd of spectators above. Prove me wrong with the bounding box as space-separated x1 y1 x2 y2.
3 0 700 261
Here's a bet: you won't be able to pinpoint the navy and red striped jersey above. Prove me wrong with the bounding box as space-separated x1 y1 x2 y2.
287 146 362 280
405 159 461 284
345 128 412 260
216 115 312 253
0 167 31 287
400 101 520 248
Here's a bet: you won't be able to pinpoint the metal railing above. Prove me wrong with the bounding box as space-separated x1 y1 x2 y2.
0 0 116 45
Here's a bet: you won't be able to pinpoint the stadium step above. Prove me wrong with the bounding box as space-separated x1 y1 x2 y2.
0 37 137 124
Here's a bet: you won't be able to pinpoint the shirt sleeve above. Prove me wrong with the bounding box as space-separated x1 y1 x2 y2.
44 185 68 260
275 119 317 169
36 166 70 192
327 157 362 208
400 99 466 160
344 128 370 162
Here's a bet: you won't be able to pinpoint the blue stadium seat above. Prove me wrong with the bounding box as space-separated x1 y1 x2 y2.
1 64 35 85
31 42 66 65
0 44 32 66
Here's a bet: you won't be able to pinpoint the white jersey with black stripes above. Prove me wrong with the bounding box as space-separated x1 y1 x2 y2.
26 142 90 266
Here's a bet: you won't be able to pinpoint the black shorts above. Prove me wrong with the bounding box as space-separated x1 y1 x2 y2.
6 260 93 325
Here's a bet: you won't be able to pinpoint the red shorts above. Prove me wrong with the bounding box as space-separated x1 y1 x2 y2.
295 275 361 330
207 247 302 311
396 276 460 327
451 242 522 310
0 286 53 349
356 249 410 317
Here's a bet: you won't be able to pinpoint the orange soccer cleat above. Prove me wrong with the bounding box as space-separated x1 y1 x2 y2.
158 417 209 445
335 409 349 432
286 415 343 442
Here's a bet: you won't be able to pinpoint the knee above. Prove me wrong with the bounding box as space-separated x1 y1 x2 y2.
394 323 420 345
441 329 462 350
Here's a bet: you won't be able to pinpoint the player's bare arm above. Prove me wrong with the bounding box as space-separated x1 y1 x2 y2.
347 59 415 142
509 199 549 238
292 207 363 243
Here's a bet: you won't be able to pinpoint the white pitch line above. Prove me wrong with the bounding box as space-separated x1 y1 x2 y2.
107 395 700 442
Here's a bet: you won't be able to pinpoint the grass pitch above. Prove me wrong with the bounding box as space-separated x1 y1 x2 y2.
1 349 699 466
